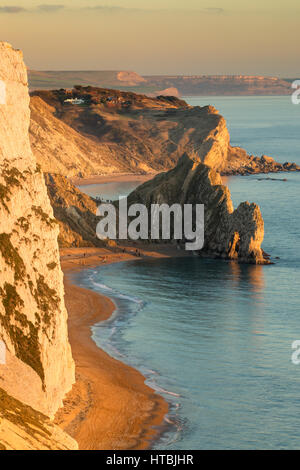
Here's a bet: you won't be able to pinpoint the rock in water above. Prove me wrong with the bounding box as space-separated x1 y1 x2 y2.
128 154 267 264
0 42 75 420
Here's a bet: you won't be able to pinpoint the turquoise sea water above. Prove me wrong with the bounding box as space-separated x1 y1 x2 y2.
73 96 300 449
77 179 142 201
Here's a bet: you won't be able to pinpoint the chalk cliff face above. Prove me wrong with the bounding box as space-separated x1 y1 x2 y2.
128 154 267 264
0 387 77 450
0 42 75 424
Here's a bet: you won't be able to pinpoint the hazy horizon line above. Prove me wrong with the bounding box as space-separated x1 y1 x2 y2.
28 69 298 79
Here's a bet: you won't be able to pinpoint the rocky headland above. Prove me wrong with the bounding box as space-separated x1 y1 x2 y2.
29 87 300 179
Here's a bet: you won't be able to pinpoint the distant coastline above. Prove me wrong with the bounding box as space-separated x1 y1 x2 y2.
28 70 295 96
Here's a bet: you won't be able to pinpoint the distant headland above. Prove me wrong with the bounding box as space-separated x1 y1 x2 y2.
28 70 297 96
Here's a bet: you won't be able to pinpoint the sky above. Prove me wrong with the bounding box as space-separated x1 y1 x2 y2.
0 0 299 76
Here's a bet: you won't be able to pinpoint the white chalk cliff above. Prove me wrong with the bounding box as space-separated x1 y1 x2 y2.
0 42 76 448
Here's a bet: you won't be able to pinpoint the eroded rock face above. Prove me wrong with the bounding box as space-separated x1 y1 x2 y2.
28 90 231 176
44 173 103 248
224 148 300 175
128 154 267 264
0 42 75 418
29 96 123 177
0 388 77 450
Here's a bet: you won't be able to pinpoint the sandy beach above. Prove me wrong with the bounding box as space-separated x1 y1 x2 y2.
56 245 189 450
71 173 157 187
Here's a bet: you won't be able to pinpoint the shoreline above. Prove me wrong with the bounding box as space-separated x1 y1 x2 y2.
70 168 300 188
71 173 157 186
56 245 189 450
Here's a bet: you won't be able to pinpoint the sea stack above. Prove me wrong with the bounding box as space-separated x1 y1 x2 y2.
128 153 267 264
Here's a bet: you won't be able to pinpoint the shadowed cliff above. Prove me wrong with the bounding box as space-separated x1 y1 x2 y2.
44 173 103 248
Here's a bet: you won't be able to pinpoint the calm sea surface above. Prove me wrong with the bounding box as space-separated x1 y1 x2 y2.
73 96 300 449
